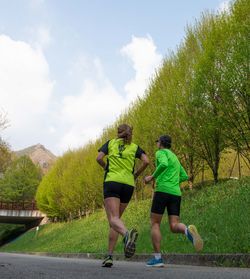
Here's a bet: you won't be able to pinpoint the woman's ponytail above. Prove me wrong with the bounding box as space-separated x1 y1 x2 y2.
117 124 133 144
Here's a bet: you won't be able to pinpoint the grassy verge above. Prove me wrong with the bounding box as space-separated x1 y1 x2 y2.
1 177 249 254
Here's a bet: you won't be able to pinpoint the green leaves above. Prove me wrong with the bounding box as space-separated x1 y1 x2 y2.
36 146 104 220
0 156 41 202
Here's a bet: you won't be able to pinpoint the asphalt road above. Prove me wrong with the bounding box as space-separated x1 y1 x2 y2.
0 253 249 279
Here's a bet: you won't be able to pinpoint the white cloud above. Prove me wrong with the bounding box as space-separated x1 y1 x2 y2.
218 0 230 13
25 25 52 50
0 34 162 154
36 26 52 49
59 58 125 151
121 35 162 102
49 126 56 134
0 34 54 149
59 36 162 151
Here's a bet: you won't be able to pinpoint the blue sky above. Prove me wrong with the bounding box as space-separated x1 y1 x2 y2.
0 0 230 154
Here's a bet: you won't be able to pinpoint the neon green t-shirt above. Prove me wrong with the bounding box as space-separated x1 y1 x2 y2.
153 149 189 196
98 138 145 187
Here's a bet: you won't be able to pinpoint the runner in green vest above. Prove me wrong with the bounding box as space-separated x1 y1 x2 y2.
144 135 203 267
97 124 149 267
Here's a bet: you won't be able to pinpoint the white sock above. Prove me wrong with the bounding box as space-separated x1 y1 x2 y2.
185 226 188 236
154 253 161 260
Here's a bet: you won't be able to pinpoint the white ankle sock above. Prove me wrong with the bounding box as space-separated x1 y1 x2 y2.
154 253 161 260
185 226 188 236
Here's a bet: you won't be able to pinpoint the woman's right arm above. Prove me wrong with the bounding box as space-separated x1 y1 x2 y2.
96 151 107 170
96 140 110 170
134 153 150 179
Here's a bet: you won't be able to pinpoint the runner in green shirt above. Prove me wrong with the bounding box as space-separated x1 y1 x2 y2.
144 135 203 267
97 124 149 267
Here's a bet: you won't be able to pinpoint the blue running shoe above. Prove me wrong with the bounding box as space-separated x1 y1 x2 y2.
146 257 164 267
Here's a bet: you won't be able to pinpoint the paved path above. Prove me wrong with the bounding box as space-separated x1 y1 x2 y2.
0 253 249 279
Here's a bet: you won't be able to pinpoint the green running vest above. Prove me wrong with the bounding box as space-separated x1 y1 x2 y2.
105 138 139 187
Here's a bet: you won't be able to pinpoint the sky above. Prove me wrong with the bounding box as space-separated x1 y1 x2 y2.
0 0 230 155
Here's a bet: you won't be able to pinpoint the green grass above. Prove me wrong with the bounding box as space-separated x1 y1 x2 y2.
1 177 249 254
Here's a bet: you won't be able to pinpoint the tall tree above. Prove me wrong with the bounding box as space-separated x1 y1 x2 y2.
188 14 230 183
0 138 12 174
217 0 250 162
0 111 11 174
0 156 42 202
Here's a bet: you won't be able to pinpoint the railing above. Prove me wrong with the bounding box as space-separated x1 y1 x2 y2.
0 201 37 211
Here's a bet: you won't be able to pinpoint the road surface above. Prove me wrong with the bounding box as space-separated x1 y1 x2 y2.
0 253 249 279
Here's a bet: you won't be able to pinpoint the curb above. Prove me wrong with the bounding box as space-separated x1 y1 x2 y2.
12 252 250 268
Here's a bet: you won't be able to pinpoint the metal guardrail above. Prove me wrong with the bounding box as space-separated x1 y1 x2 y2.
0 201 37 211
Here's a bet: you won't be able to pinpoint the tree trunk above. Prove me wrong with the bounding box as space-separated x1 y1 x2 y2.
212 167 219 183
188 154 195 183
213 126 221 183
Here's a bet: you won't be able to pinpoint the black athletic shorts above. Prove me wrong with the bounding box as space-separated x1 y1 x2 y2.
151 191 181 216
103 181 134 203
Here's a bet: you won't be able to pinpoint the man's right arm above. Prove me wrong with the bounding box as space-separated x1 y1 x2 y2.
145 151 168 184
152 151 168 179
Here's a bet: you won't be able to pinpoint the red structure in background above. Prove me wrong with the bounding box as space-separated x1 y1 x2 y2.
0 201 37 211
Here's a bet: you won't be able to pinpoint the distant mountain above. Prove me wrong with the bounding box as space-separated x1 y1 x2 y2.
15 144 57 174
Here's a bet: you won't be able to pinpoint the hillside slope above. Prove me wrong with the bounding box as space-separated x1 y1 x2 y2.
1 177 249 254
15 144 57 174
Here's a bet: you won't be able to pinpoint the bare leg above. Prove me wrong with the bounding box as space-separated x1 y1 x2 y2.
104 197 127 236
168 215 186 234
108 202 128 254
151 213 163 253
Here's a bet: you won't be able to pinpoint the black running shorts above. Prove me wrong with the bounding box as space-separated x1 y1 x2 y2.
151 191 181 216
103 181 134 203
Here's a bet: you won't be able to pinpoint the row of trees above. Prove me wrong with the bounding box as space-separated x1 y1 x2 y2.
36 0 250 220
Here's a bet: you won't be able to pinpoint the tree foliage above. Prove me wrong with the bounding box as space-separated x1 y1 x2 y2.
0 111 11 174
0 138 12 174
0 156 42 202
